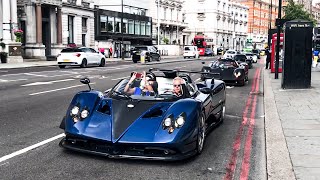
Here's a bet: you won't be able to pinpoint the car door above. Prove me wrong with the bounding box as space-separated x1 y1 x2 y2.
90 48 101 64
210 83 225 118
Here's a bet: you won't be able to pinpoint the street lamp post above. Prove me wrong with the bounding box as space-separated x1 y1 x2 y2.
275 0 282 79
121 0 124 60
157 0 160 47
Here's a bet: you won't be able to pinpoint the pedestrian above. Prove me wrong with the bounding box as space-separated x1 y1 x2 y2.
99 47 105 57
109 47 113 58
265 47 271 69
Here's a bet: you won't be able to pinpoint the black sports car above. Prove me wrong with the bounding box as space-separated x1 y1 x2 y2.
234 54 253 69
201 59 248 86
59 69 226 161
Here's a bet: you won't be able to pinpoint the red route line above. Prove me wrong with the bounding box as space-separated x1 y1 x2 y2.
239 68 261 180
224 69 259 180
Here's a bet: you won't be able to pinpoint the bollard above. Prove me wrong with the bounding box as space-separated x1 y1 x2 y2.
140 51 146 64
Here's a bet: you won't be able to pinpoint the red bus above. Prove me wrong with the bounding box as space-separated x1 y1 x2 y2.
193 35 207 56
271 33 284 73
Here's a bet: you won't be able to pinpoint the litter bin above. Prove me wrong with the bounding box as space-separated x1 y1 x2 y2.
281 20 313 89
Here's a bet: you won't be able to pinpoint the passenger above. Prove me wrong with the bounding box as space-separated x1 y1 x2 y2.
124 71 154 96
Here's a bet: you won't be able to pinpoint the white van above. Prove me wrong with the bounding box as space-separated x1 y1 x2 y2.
183 46 199 59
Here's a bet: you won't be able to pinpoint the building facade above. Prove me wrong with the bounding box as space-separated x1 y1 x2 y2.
149 0 187 46
94 0 152 58
17 0 95 60
183 0 248 51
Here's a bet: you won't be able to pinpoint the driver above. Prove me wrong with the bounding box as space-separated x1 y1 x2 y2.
172 77 185 97
124 71 155 96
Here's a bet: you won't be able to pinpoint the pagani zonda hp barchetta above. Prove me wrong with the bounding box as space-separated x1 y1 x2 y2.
59 69 226 161
201 58 248 86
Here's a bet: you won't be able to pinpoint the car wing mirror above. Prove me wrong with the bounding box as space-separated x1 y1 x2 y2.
199 87 212 94
201 61 205 64
80 77 92 90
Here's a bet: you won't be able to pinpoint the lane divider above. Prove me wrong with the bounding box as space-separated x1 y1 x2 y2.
0 133 65 163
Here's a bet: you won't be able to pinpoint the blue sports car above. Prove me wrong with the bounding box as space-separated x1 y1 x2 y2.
59 69 226 161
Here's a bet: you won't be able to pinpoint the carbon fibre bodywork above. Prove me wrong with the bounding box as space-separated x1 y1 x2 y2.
59 72 226 161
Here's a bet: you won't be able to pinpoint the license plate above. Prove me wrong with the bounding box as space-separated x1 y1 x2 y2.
63 59 70 62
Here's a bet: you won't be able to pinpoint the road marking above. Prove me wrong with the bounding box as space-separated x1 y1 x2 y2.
24 73 48 77
22 79 75 87
194 78 201 82
0 70 8 73
0 133 65 163
226 86 234 89
111 76 127 80
29 84 88 96
0 79 28 82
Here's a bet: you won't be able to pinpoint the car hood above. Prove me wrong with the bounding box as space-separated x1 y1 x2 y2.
64 91 201 143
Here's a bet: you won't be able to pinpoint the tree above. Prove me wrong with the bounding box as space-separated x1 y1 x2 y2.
283 0 316 25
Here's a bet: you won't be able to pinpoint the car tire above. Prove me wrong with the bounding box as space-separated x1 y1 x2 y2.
149 56 153 62
197 112 206 154
201 75 205 81
157 56 161 61
80 59 87 68
238 79 245 86
99 58 105 67
184 57 186 59
220 103 226 122
59 65 66 69
133 59 137 63
194 55 196 59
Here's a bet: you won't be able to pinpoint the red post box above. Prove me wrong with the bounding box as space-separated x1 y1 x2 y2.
271 33 284 73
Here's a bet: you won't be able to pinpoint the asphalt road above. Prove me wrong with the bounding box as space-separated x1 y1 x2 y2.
0 58 266 180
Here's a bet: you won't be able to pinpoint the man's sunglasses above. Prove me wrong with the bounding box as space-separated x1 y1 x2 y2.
173 84 181 87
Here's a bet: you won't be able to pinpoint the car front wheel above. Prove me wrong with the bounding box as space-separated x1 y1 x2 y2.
197 112 206 154
80 59 87 68
99 58 105 67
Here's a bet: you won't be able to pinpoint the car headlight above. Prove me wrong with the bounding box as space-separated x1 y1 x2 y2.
71 106 79 116
164 117 172 127
81 109 89 119
234 71 241 78
175 115 185 128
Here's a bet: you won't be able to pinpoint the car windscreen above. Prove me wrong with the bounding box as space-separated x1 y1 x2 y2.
133 47 148 51
226 51 235 54
245 53 253 56
184 47 191 51
213 60 237 68
61 48 82 53
252 50 259 53
234 55 247 61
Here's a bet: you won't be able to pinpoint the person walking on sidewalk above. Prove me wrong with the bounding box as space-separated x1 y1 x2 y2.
266 47 271 69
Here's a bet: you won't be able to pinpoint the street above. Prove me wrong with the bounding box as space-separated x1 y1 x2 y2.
0 58 266 180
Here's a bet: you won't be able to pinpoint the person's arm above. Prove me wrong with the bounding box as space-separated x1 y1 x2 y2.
124 73 136 94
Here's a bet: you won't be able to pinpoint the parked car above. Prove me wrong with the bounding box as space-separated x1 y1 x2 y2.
183 46 199 59
131 46 161 63
201 59 248 86
204 48 214 56
59 69 226 160
223 50 239 59
57 47 106 68
244 53 258 63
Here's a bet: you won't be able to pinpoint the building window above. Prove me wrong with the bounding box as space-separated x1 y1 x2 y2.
146 22 151 36
82 17 87 32
128 20 134 34
164 8 167 19
123 19 128 34
140 21 146 35
135 20 140 35
108 17 114 32
133 8 138 15
100 16 107 32
171 9 173 20
115 17 121 33
68 15 74 44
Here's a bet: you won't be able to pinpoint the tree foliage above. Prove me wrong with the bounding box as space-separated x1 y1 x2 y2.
283 0 316 25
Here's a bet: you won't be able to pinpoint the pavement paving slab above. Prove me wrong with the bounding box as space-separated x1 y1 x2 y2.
264 69 320 180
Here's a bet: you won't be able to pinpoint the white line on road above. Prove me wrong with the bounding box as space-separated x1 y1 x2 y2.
195 78 201 82
22 79 75 87
0 133 65 163
24 73 48 77
29 84 88 96
111 76 127 80
0 79 28 82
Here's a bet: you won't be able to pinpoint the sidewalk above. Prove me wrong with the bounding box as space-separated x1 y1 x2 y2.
0 55 184 69
264 68 320 180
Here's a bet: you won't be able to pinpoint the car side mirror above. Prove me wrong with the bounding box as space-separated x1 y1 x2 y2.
201 61 205 64
80 77 92 90
199 87 212 94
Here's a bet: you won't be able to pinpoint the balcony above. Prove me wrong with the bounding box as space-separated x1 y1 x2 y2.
155 19 188 28
34 0 62 5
